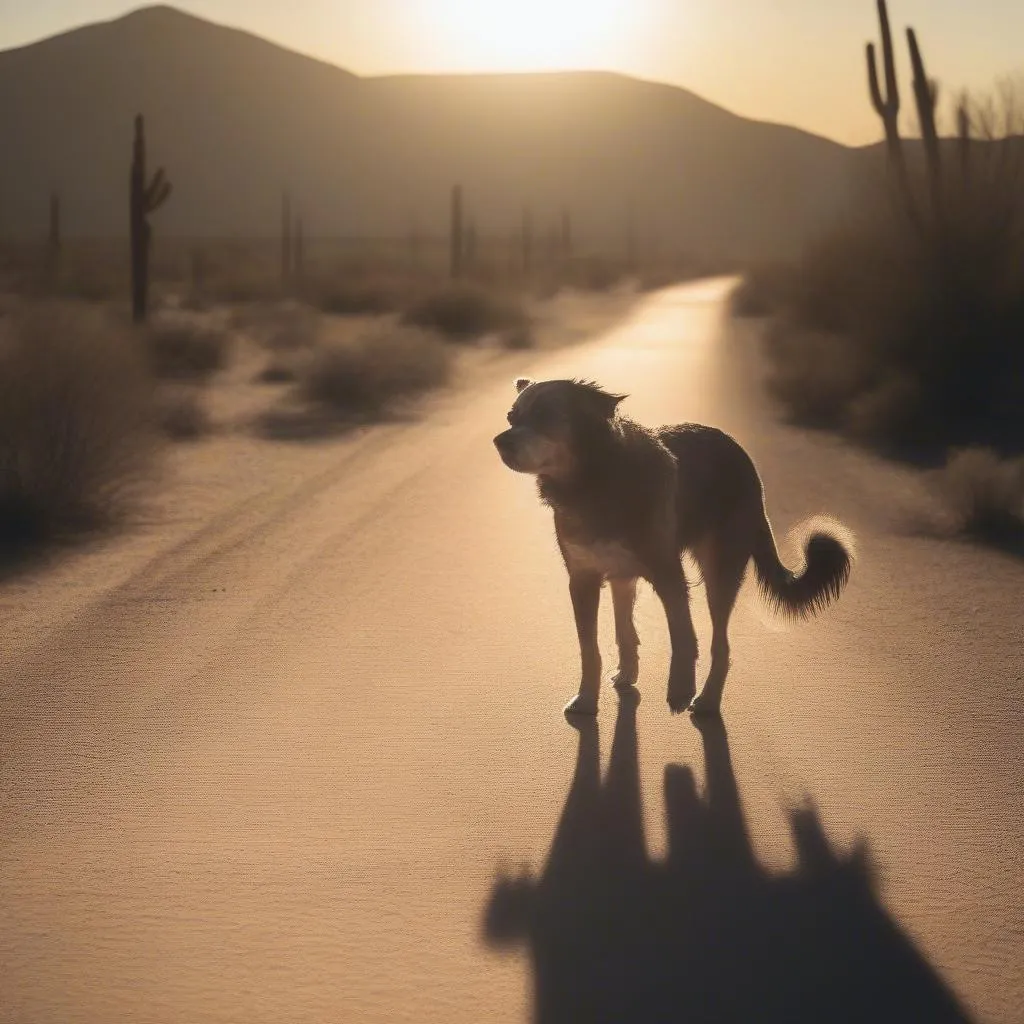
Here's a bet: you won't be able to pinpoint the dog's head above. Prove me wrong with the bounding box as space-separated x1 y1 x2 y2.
493 378 627 478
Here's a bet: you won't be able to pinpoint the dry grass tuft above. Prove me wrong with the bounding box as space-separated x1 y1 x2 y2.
402 284 529 343
301 325 453 416
146 313 233 381
932 448 1024 547
0 303 159 544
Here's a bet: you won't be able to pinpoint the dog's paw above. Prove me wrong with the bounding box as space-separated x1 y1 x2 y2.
611 665 639 691
564 694 599 717
667 674 697 716
688 692 723 718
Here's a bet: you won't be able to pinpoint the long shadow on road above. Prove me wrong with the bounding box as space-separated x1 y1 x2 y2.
483 694 971 1023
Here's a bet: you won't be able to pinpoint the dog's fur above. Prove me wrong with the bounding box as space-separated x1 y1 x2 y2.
494 378 853 717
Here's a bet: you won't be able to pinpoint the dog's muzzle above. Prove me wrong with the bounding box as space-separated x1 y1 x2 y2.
493 430 519 470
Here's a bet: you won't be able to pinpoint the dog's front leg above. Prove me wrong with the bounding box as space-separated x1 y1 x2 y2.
565 571 603 716
650 562 698 715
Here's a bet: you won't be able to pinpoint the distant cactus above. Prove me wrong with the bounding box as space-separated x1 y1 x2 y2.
450 185 464 280
907 27 943 215
866 1 950 224
866 0 905 175
130 115 172 323
561 208 572 262
45 191 61 284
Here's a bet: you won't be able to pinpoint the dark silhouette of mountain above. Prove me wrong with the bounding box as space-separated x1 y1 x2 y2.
484 692 972 1023
0 5 858 258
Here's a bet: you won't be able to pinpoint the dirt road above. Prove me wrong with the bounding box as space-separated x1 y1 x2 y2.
2 280 1021 1023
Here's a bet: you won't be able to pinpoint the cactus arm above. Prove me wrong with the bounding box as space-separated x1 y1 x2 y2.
147 180 172 211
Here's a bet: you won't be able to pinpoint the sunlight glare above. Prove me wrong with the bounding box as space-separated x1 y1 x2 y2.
429 0 635 70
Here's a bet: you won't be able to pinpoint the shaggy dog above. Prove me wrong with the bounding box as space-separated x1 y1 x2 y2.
494 378 852 717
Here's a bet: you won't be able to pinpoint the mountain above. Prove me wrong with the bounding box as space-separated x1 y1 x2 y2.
0 5 860 259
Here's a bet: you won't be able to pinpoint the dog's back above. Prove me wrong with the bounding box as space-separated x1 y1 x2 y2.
657 424 763 552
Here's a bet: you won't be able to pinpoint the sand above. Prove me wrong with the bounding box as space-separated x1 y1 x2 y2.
1 280 1020 1023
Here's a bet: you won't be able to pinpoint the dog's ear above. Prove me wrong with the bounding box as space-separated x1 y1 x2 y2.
515 378 534 394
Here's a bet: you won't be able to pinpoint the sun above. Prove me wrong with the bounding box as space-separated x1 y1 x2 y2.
427 0 634 71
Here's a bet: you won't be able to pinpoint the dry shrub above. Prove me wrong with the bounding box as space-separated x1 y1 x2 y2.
933 448 1024 545
402 284 529 343
302 275 414 316
236 302 320 352
302 326 452 416
0 303 158 543
147 312 233 381
157 386 211 441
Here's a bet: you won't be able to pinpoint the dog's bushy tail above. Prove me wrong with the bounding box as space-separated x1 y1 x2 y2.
751 509 853 620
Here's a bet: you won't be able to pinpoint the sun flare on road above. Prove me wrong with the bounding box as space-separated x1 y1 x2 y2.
425 0 636 70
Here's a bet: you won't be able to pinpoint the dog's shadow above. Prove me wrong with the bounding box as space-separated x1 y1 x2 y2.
483 694 971 1023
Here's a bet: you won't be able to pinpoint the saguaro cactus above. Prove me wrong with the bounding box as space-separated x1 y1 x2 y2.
450 185 464 280
130 115 172 323
866 0 904 174
907 27 943 213
866 2 949 224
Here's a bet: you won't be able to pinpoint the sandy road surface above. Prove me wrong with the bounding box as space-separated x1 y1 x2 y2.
2 280 1021 1023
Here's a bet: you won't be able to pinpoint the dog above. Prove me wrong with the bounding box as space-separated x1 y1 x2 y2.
493 378 853 717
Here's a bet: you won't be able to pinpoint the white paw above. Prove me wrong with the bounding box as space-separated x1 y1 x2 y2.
564 694 599 717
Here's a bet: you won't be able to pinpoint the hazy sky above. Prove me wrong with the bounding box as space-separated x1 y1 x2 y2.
1 1 1020 145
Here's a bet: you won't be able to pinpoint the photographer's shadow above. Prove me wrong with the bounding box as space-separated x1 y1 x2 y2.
484 692 970 1023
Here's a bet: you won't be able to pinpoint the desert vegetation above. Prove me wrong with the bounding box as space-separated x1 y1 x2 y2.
0 303 158 548
734 0 1024 546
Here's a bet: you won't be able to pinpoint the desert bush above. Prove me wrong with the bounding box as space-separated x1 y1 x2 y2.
146 313 233 381
302 275 414 316
235 301 320 352
0 303 158 543
302 326 453 416
932 448 1024 545
402 284 529 343
257 360 297 384
157 386 210 441
764 114 1024 454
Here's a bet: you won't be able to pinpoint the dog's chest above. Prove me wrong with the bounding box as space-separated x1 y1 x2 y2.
562 539 645 579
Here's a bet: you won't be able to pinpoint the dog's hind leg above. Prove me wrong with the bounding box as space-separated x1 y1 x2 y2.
690 536 749 717
610 578 640 690
650 562 699 715
565 571 603 717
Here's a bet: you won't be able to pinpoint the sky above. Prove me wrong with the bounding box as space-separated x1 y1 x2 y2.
0 0 1021 145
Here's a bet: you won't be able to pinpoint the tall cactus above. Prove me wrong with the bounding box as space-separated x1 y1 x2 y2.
907 27 943 215
130 115 172 323
866 0 905 175
956 98 972 183
450 185 464 280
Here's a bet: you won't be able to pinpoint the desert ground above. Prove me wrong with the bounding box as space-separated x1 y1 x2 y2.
1 278 1021 1023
